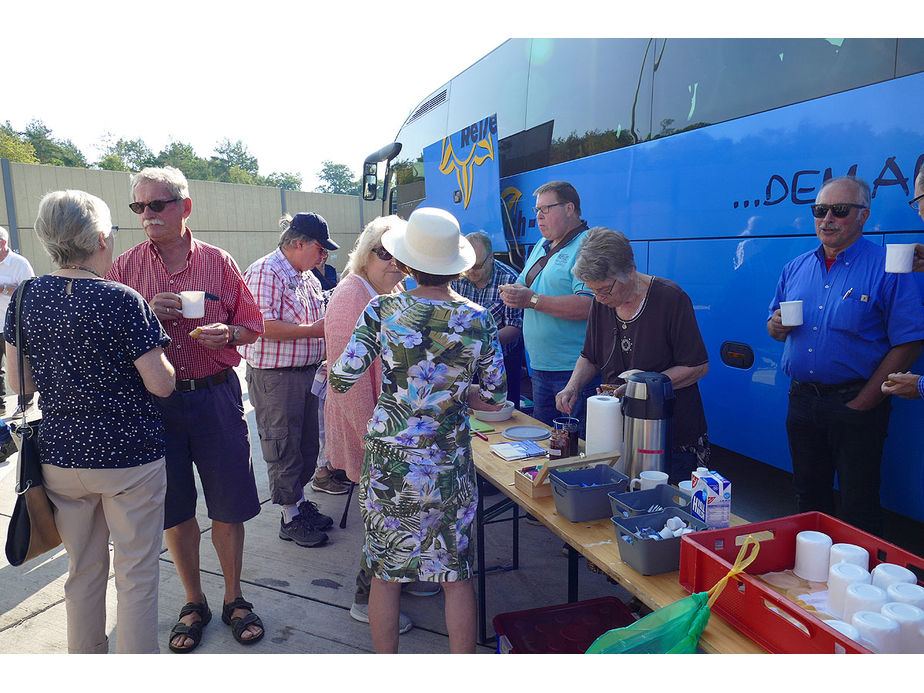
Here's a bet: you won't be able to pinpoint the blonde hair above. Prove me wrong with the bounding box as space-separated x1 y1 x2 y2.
347 215 406 278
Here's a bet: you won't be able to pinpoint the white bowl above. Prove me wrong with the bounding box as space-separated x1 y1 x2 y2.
471 401 515 422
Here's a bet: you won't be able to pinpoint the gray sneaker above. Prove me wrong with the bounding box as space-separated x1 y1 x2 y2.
311 473 350 495
401 581 442 597
297 500 334 531
279 515 328 547
349 602 413 634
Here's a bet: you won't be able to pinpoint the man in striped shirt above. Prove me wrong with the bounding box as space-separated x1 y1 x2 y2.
109 166 266 652
241 213 341 549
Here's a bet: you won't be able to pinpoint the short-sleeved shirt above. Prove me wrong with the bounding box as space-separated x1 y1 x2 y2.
4 276 169 469
107 231 264 380
0 251 36 321
769 237 924 384
516 227 590 371
241 247 325 369
582 276 709 448
452 259 523 358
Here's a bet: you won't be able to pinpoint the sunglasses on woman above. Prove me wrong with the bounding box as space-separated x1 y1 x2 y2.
810 203 866 219
372 247 393 261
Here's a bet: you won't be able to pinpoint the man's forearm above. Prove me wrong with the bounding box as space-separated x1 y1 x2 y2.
260 319 323 341
852 341 923 409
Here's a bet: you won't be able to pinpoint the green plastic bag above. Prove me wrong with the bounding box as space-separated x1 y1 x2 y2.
586 535 760 654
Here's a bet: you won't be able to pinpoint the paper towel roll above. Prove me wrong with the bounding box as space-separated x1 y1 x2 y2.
585 395 623 456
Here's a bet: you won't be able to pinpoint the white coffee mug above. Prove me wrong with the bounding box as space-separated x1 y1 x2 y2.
843 582 888 623
871 562 917 591
630 470 669 491
851 610 901 653
180 290 206 318
881 601 924 653
779 300 803 326
886 582 924 610
885 243 916 273
827 562 871 620
828 543 869 572
677 480 694 496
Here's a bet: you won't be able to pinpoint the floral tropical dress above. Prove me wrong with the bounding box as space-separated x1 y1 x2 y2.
329 292 507 583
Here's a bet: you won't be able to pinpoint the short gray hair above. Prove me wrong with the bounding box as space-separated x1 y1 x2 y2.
34 190 113 266
465 231 492 255
572 227 635 284
131 166 190 201
916 168 924 190
0 226 8 243
277 214 304 249
818 175 871 208
347 215 406 277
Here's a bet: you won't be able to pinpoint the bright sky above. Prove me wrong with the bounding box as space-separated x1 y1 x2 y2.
3 2 904 191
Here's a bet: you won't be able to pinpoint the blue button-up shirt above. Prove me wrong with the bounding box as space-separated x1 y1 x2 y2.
769 236 924 384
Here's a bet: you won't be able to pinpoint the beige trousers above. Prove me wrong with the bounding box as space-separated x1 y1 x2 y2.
43 458 166 654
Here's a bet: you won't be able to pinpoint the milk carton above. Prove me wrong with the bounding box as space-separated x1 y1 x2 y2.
690 468 731 529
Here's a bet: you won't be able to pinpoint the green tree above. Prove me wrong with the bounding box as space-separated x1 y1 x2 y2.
155 140 212 181
24 120 87 167
96 136 155 171
315 160 359 195
0 123 38 163
213 138 259 181
264 171 303 191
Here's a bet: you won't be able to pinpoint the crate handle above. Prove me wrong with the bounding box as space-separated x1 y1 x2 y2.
761 599 811 638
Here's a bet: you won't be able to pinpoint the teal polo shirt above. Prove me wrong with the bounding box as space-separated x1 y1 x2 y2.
516 229 590 371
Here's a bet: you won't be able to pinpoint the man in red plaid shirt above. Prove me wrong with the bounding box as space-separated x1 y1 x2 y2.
109 166 266 652
241 213 341 549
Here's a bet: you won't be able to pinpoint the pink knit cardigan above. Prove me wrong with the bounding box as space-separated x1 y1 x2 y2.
324 273 388 482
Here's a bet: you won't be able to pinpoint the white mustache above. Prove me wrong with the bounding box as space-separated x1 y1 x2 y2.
143 219 164 227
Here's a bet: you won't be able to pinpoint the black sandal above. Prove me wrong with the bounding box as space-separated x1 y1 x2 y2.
222 597 264 646
168 599 212 653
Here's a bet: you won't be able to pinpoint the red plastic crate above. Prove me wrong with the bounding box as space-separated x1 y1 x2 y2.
678 512 924 654
492 596 636 653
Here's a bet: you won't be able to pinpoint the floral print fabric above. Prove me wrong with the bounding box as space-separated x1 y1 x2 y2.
329 292 506 582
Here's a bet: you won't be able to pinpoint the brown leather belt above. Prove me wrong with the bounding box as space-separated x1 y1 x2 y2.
175 367 230 392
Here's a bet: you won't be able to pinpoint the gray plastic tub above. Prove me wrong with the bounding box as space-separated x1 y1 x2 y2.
608 484 692 519
612 508 708 575
549 465 629 522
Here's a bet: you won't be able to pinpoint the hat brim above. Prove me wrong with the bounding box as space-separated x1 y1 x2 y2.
381 227 475 275
318 238 339 251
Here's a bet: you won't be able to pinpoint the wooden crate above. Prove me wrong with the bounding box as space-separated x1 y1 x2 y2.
513 451 621 499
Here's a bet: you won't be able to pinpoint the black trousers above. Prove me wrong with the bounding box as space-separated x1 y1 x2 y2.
786 381 891 536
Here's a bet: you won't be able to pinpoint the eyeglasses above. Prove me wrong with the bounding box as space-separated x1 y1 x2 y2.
372 247 393 261
810 203 867 219
469 256 490 270
128 199 179 214
910 193 924 211
532 202 566 215
588 277 620 297
314 242 329 257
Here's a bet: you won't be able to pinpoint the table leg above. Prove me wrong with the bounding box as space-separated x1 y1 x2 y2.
512 505 519 570
567 545 579 602
476 483 487 644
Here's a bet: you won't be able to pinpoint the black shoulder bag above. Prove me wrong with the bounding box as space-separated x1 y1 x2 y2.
4 278 61 566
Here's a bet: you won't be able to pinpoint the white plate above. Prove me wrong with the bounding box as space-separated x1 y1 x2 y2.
472 401 515 422
502 425 551 441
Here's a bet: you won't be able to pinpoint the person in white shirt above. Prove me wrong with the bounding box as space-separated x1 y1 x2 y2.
0 226 36 414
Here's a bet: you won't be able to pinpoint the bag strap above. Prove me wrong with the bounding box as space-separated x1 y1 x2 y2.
12 278 38 495
522 221 588 288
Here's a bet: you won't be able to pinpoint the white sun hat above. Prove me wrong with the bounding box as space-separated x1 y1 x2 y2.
381 207 475 275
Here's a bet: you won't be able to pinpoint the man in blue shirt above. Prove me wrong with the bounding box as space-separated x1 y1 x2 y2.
881 169 924 400
499 181 597 429
768 176 924 535
452 231 523 409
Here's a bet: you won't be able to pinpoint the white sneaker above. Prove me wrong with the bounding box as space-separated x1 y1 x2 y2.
349 602 413 634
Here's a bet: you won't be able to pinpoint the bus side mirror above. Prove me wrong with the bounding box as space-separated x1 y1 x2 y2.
363 162 378 201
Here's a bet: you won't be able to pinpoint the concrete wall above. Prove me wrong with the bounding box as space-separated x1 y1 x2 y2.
0 160 384 277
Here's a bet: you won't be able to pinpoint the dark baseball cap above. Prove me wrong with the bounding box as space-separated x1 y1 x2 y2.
289 212 340 250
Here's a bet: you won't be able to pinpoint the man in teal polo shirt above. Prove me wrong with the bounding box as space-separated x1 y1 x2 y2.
499 181 596 428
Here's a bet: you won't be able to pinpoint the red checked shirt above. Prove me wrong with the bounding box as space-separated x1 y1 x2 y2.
107 230 264 380
240 247 325 369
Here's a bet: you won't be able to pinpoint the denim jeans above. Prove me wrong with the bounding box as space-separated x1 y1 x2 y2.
530 368 600 437
786 382 891 536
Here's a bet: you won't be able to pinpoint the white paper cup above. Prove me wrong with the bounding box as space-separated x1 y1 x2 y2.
779 300 803 326
871 562 917 591
881 602 924 653
843 582 888 623
180 290 205 318
852 610 901 653
793 530 832 582
885 243 916 273
630 470 669 491
677 480 694 496
827 562 872 619
886 582 924 610
828 543 869 572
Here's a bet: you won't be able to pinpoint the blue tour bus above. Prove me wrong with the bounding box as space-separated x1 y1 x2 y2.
361 38 924 523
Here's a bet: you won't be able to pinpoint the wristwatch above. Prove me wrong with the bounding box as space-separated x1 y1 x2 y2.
228 325 240 345
529 293 540 309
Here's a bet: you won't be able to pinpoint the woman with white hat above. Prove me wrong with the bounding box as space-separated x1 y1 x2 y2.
329 207 507 653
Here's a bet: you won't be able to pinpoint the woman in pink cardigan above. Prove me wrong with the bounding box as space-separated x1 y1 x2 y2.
325 216 435 630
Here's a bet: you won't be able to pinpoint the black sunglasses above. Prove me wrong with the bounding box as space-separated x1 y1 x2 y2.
372 247 393 261
810 203 866 219
129 198 179 214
